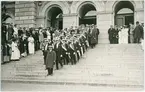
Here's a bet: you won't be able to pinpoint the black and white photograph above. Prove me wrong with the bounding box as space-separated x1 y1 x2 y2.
1 0 144 91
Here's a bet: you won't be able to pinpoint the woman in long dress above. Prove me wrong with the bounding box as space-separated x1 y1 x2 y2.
39 29 44 50
28 35 35 54
118 28 122 44
119 25 128 44
118 27 122 44
122 25 129 44
11 38 20 61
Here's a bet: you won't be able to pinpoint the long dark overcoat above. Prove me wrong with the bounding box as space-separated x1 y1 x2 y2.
45 50 56 68
134 25 143 39
90 28 97 44
108 28 114 41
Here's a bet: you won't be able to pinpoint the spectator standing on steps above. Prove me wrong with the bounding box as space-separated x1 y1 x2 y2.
108 25 114 44
133 21 143 43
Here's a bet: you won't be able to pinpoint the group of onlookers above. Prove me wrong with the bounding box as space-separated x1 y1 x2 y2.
1 24 43 63
108 21 144 47
42 24 99 76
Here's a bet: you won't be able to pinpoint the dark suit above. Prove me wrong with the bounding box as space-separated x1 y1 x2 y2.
68 43 75 65
108 28 114 44
75 41 81 60
134 25 144 43
45 50 56 75
54 42 63 70
90 28 98 48
7 26 14 40
114 29 119 44
96 28 100 44
62 42 70 65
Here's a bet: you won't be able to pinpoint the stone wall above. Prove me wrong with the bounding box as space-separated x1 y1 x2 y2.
15 1 36 28
63 14 79 28
13 1 144 43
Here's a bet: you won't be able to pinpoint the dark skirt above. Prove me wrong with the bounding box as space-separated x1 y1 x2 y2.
2 44 11 63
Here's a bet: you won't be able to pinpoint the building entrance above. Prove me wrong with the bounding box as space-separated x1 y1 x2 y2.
115 1 134 27
78 3 96 25
47 7 63 29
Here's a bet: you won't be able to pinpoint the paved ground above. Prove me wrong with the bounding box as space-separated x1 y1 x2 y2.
1 44 144 91
2 82 143 91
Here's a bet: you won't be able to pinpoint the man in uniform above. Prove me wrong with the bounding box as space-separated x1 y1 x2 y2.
54 38 63 70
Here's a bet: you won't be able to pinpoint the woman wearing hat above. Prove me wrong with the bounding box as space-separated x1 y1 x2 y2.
45 45 56 76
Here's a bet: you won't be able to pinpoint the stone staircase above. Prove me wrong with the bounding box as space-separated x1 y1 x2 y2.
1 44 144 89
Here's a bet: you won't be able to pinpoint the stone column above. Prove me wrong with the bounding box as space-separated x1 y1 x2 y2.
97 12 113 44
63 13 79 29
15 1 36 28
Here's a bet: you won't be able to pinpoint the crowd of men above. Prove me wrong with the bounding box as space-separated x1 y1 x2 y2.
1 23 100 76
42 24 100 76
108 21 144 44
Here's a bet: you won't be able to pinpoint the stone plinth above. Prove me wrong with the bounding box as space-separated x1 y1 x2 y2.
15 1 36 28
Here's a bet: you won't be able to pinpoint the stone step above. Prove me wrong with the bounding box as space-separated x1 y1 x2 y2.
1 44 143 88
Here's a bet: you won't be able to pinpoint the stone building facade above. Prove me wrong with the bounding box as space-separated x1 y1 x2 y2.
2 0 144 43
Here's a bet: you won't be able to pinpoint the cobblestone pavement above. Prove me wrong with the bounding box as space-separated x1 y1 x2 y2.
1 44 144 91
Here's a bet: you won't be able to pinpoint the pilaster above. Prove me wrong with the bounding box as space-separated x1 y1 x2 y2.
97 12 113 43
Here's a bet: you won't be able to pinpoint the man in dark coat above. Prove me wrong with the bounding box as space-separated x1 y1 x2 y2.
90 25 98 48
18 27 23 37
68 41 76 65
88 26 92 46
34 30 39 51
133 21 144 43
114 26 119 44
7 24 14 40
45 45 56 76
43 40 49 65
108 25 115 44
2 24 7 44
50 27 54 42
54 39 63 70
95 25 100 44
61 40 69 65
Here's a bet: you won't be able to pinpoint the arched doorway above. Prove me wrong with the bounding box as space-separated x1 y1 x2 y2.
78 3 96 25
114 1 134 27
46 6 63 29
